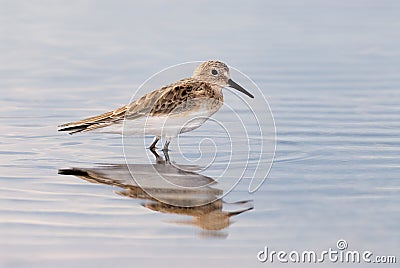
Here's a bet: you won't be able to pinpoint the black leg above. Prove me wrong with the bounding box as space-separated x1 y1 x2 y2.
149 136 160 150
162 148 171 164
163 138 171 151
149 146 164 164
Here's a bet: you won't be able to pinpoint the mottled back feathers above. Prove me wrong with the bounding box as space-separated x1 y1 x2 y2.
58 78 223 134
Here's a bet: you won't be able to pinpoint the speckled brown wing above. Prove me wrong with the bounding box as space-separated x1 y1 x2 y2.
148 78 218 116
57 78 219 134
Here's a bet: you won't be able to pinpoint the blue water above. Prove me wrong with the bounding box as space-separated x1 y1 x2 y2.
1 1 399 267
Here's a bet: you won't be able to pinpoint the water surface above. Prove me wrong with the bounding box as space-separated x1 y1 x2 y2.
1 1 399 267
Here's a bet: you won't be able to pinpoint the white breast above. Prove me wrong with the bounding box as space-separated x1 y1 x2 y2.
94 106 216 138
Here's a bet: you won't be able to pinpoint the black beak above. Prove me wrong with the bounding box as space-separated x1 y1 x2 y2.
227 79 254 99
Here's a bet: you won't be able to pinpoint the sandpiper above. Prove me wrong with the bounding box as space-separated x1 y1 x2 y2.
58 60 254 150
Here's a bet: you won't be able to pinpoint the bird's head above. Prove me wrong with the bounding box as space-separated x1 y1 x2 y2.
192 60 254 98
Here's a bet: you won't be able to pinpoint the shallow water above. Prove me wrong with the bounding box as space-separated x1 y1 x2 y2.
1 1 400 267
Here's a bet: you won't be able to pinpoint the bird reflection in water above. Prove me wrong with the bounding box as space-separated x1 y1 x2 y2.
59 149 253 236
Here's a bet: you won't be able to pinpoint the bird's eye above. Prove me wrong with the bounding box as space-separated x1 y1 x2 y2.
211 69 218 75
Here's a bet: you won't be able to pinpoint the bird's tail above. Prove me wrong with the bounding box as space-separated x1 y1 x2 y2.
57 109 121 134
57 121 93 134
